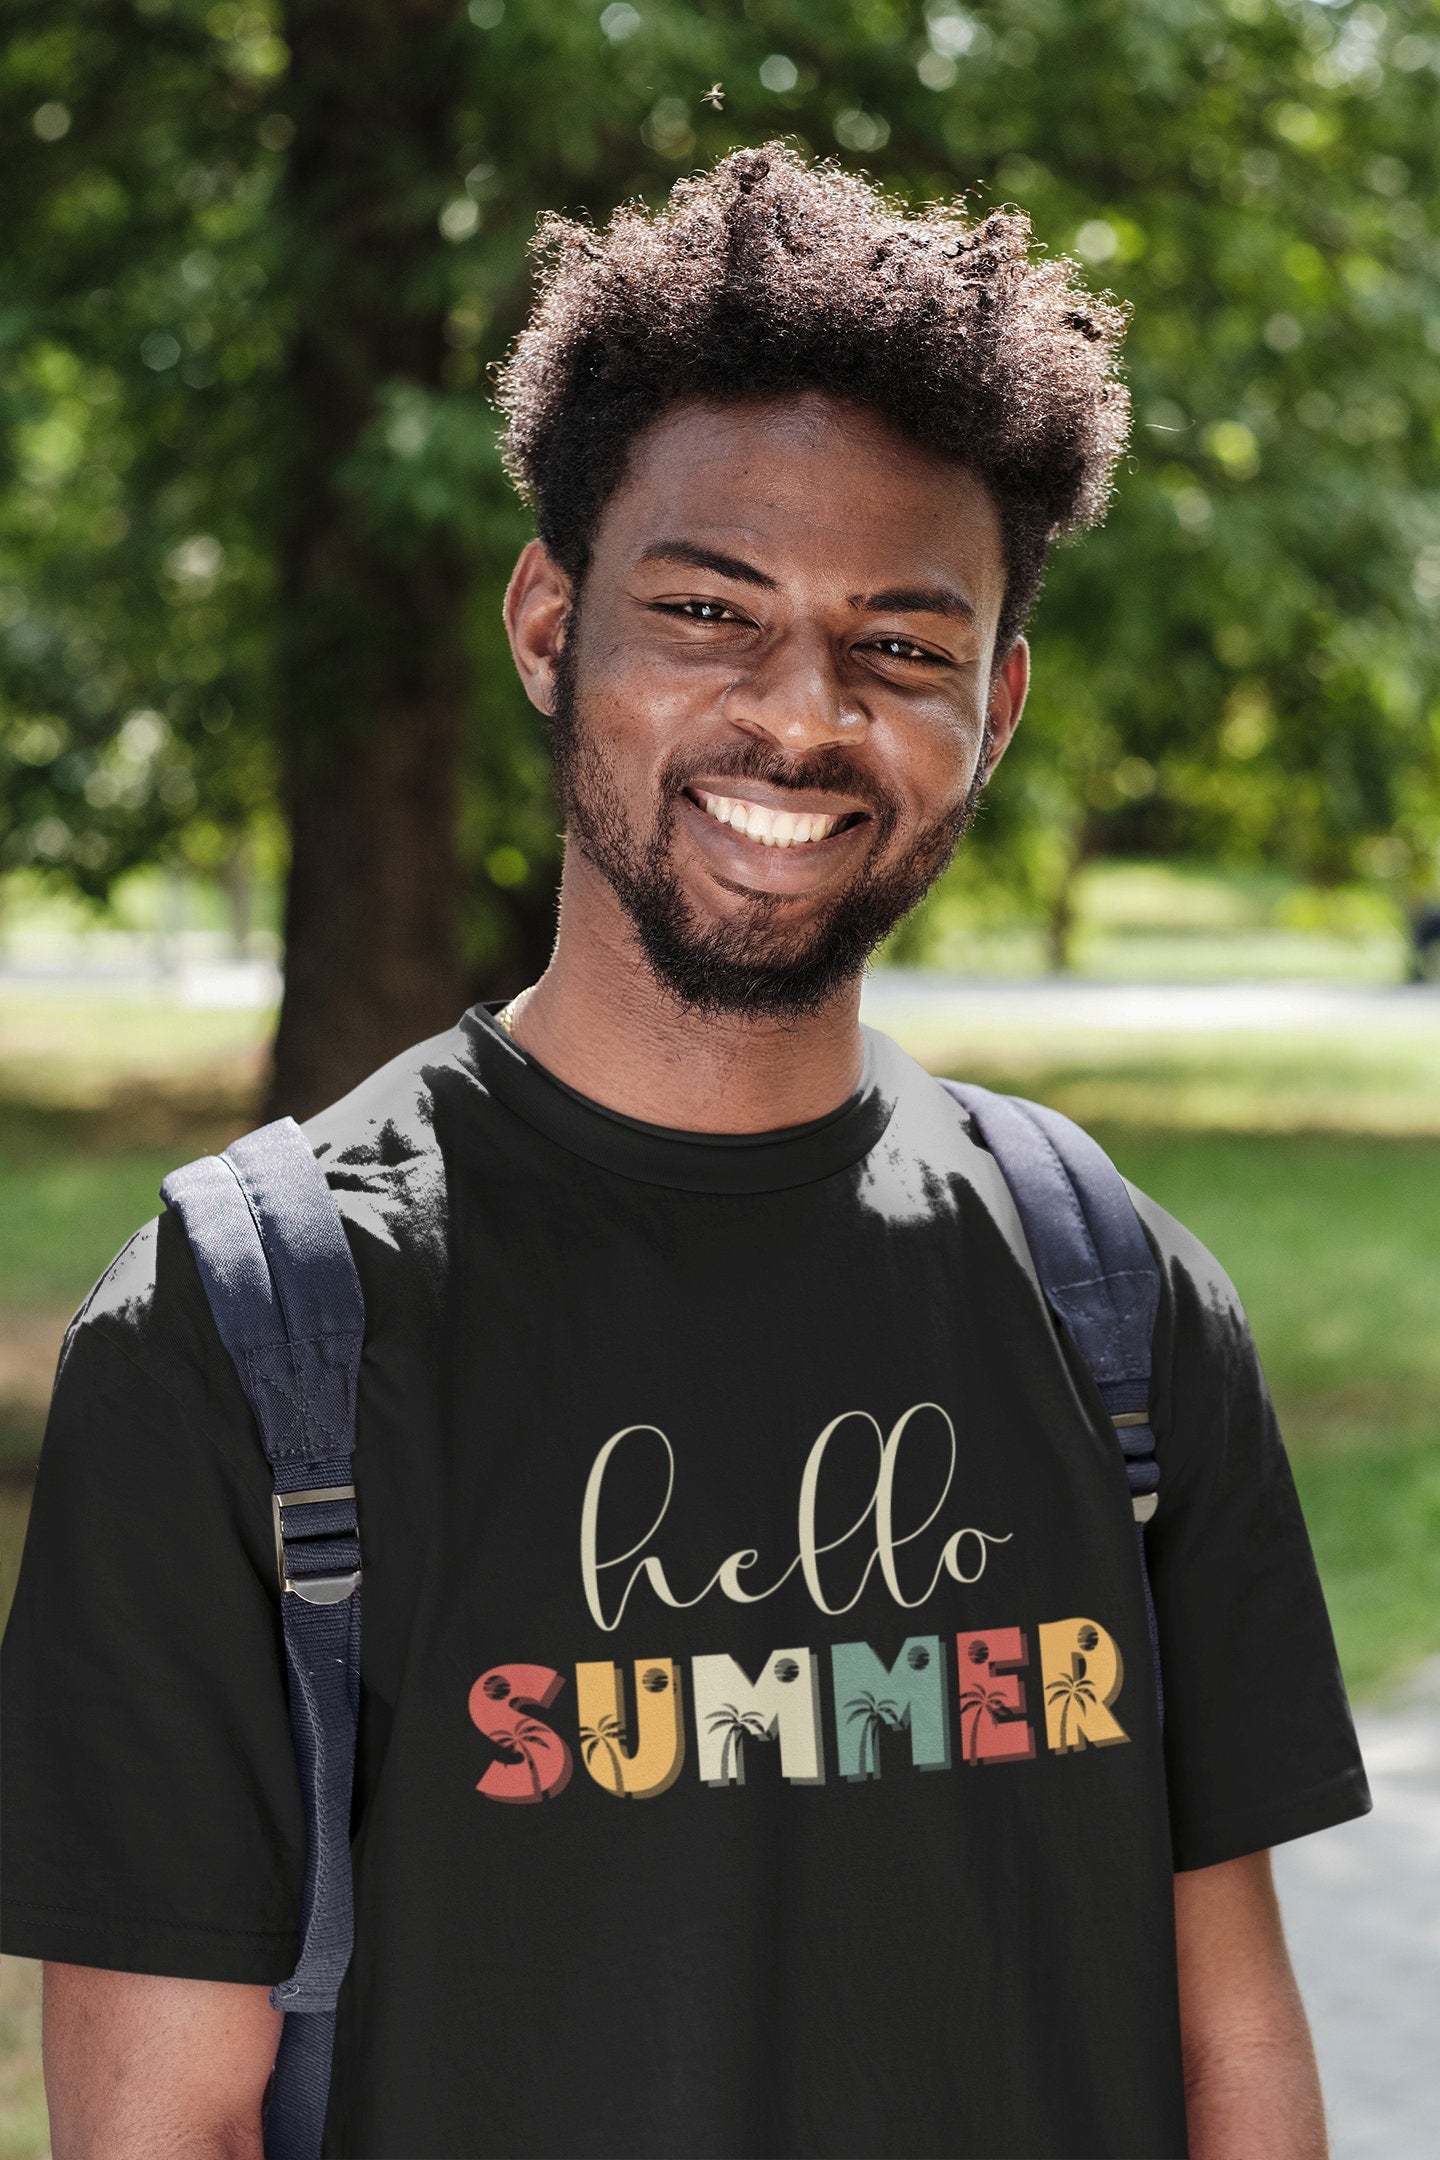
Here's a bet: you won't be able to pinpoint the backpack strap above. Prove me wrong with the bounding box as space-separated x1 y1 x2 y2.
941 1080 1164 1727
161 1116 364 2160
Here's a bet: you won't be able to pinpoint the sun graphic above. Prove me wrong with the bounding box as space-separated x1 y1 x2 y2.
906 1644 932 1670
967 1639 990 1665
641 1667 670 1694
481 1674 511 1701
1076 1626 1100 1652
773 1657 801 1683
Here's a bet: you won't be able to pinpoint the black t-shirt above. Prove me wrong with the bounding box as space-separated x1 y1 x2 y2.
1 1006 1369 2159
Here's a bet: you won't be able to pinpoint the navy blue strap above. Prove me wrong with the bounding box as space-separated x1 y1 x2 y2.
162 1117 365 2160
942 1081 1164 1726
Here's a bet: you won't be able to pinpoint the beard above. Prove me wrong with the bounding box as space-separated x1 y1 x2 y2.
549 639 990 1022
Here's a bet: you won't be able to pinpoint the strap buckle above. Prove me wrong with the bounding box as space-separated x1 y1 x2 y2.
272 1485 361 1604
1112 1413 1159 1526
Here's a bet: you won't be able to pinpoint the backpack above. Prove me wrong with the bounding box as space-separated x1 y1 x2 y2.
160 1081 1163 2160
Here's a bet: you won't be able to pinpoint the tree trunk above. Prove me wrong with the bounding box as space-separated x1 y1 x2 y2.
264 0 470 1120
271 688 462 1116
1044 822 1093 976
1044 873 1077 976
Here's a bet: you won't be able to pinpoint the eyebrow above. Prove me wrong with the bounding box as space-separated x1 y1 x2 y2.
854 584 977 623
635 540 778 589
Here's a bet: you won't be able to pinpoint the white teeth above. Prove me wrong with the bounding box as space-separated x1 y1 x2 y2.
694 791 842 846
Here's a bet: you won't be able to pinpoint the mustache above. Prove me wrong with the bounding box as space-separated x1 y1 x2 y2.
659 739 901 831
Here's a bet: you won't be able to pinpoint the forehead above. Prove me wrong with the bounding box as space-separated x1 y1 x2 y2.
593 393 1006 611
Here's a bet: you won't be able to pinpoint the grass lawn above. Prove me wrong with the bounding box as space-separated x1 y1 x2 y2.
1087 1128 1440 1699
884 1014 1440 1136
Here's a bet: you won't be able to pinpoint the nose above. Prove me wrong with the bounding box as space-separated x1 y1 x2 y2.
722 627 867 756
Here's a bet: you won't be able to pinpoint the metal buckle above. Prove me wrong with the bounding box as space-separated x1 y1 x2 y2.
272 1485 361 1605
1113 1414 1158 1525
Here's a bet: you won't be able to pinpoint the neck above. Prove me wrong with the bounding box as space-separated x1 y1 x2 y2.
507 851 866 1133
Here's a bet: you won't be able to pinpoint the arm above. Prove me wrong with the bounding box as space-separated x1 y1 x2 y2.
1175 1850 1326 2160
43 1963 281 2160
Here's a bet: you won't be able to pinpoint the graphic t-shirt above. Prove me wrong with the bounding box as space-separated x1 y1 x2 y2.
2 1007 1369 2159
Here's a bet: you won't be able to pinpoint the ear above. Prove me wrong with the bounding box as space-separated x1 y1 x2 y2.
504 540 573 716
983 637 1029 779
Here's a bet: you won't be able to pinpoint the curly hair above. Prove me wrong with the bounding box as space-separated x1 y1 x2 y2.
496 143 1129 657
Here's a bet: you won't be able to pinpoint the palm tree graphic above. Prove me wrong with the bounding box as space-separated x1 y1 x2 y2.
488 1716 560 1801
579 1712 626 1795
1046 1669 1098 1750
844 1691 902 1778
959 1682 1016 1762
705 1702 771 1783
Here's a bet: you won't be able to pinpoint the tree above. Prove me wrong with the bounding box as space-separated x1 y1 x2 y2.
4 1 1437 1103
263 0 478 1112
1 0 283 915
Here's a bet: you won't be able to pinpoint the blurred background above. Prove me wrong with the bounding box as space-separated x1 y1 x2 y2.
2 1 1438 2152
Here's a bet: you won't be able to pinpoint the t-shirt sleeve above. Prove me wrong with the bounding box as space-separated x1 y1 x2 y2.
0 1214 304 1981
1133 1190 1372 1873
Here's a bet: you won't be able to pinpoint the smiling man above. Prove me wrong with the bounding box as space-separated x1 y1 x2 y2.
4 148 1369 2160
508 404 1018 1069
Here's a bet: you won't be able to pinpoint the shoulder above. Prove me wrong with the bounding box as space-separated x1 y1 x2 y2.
874 1045 1266 1420
1118 1181 1278 1505
53 1205 251 1467
1124 1181 1257 1364
299 1014 479 1277
61 1014 484 1427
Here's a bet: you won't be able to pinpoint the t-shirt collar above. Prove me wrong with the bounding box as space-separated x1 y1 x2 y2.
461 1001 896 1194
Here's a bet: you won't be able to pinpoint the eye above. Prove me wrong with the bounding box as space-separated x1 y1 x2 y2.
866 635 947 665
655 598 745 624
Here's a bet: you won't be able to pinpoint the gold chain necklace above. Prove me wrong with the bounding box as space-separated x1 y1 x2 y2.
496 987 534 1039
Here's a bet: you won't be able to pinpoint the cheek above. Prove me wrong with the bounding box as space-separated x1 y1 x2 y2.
578 639 711 768
879 703 986 820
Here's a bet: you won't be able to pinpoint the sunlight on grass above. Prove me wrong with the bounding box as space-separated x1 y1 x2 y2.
0 993 271 1114
895 1022 1440 1136
0 1952 45 2160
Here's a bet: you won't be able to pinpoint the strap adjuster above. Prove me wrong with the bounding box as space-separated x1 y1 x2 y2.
272 1485 361 1604
1113 1413 1159 1526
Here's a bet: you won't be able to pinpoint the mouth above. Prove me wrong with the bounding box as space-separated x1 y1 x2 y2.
685 786 872 851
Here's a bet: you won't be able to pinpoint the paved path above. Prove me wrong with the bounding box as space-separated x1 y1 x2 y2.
0 955 281 1008
1273 1658 1440 2158
7 959 1440 1031
861 970 1440 1035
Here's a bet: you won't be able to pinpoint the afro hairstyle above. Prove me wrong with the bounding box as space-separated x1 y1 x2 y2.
496 143 1130 657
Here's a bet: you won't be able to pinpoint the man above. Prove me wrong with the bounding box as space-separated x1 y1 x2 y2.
3 147 1368 2159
